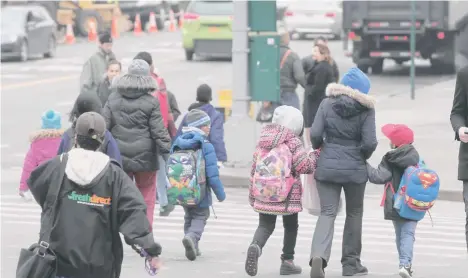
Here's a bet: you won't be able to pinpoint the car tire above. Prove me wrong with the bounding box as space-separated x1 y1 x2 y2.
185 49 194 61
19 40 29 62
44 36 56 58
371 59 384 74
357 63 369 74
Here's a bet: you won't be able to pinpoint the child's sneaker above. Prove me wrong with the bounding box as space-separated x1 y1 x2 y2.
399 265 413 278
280 259 302 275
245 243 261 276
19 190 32 202
159 204 175 217
182 235 197 261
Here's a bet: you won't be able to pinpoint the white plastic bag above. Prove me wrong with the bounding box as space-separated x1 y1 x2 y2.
302 173 321 216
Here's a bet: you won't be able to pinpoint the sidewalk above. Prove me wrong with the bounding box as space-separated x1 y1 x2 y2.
219 78 464 202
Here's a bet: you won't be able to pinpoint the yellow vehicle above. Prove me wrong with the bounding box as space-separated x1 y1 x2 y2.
2 0 122 36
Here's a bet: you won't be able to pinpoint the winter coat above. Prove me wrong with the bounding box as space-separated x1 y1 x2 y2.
27 149 161 278
249 124 320 215
57 127 122 165
367 144 420 220
302 55 340 82
280 45 306 93
172 131 226 208
176 102 228 162
103 88 172 173
311 83 377 185
80 49 116 94
450 66 468 180
303 61 335 127
19 129 64 191
96 76 114 107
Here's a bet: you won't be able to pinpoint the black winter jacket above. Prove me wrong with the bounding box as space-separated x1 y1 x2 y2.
367 144 420 220
103 88 171 172
310 83 378 185
27 150 161 278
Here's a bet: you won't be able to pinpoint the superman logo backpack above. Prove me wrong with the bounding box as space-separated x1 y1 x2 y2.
393 159 440 221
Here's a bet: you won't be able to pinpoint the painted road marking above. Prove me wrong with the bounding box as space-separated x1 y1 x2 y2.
2 75 78 90
55 101 75 107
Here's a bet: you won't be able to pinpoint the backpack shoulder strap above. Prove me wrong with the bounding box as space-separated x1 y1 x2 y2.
280 49 292 69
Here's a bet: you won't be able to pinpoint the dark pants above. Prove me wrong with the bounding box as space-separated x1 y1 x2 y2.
184 206 210 246
251 213 299 260
310 181 366 270
463 182 468 252
280 91 300 110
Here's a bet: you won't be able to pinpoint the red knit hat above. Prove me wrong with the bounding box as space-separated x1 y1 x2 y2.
381 124 414 147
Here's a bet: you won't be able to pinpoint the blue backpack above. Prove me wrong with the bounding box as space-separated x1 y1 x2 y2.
393 159 440 221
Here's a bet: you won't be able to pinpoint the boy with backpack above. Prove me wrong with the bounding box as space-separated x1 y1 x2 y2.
367 124 440 278
167 109 226 261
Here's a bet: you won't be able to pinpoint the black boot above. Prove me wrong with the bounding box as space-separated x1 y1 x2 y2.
182 235 197 261
280 259 302 275
245 243 261 276
342 265 368 276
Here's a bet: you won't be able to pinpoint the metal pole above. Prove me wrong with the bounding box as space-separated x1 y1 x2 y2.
231 0 249 116
410 0 416 100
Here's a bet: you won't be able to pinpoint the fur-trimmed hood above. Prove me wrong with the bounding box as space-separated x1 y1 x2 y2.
30 129 65 143
326 83 375 118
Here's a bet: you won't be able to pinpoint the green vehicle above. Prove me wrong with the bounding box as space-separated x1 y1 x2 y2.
182 0 234 61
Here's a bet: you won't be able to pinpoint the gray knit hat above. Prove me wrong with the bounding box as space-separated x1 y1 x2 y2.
186 109 211 129
113 59 157 91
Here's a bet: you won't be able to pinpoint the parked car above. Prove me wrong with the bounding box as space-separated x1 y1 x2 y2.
283 0 342 40
182 0 286 61
1 4 57 62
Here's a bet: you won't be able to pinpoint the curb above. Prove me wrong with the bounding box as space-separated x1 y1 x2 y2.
219 173 464 202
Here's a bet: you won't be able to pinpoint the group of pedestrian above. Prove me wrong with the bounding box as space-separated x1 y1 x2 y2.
17 31 228 277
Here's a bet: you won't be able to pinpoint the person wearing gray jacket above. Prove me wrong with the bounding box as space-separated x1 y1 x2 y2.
80 32 116 95
279 32 306 109
309 68 377 278
103 59 171 229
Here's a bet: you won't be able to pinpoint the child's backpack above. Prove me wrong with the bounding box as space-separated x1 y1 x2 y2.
166 148 207 206
393 159 440 221
251 144 294 202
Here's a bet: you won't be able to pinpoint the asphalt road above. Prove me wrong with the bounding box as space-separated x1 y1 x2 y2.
0 188 466 277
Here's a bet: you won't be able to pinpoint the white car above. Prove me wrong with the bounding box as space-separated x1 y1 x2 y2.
282 0 342 40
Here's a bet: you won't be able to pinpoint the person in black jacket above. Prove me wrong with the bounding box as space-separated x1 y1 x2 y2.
302 44 335 145
302 37 340 83
27 112 162 278
96 59 121 107
103 59 172 230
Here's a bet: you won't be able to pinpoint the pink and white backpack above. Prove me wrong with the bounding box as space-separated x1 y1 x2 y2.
251 144 294 202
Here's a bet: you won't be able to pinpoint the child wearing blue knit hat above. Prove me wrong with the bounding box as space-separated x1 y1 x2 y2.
19 110 64 201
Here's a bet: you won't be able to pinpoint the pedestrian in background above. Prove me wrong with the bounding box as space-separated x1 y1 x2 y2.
302 37 340 83
19 109 63 201
367 124 420 278
245 106 321 277
26 112 162 278
309 68 377 278
96 59 121 107
171 109 226 261
133 51 181 216
176 84 228 164
449 65 468 252
103 59 172 229
80 32 116 94
302 44 335 146
57 92 122 164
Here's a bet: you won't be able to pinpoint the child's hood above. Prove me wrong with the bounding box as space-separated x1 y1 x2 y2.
173 131 205 150
30 129 65 142
385 144 420 168
258 123 296 150
65 148 110 188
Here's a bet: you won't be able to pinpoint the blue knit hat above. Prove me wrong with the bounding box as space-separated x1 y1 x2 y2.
340 67 371 94
41 110 61 129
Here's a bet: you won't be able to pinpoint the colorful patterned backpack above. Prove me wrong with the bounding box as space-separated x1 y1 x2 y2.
166 149 206 206
393 159 440 221
251 144 294 202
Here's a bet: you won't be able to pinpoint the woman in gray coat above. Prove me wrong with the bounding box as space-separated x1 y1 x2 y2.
309 68 378 278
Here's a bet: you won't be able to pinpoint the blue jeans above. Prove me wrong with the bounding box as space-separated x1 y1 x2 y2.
392 219 418 267
156 155 169 207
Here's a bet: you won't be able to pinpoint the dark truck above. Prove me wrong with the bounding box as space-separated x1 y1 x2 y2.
342 1 468 74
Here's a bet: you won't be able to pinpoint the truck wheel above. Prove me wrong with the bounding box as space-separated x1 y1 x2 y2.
431 59 455 74
185 49 194 61
371 59 384 74
75 10 104 37
357 64 369 74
